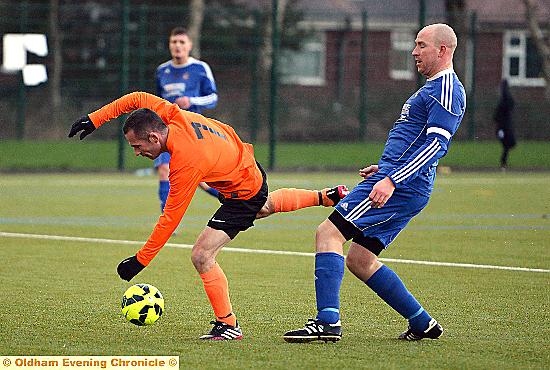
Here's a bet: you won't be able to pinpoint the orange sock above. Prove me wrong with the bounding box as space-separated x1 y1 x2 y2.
200 263 237 326
269 188 320 213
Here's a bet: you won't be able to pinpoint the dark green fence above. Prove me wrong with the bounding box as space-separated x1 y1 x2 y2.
0 1 548 160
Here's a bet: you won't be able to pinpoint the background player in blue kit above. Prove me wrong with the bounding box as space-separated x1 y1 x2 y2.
284 23 466 343
155 27 219 211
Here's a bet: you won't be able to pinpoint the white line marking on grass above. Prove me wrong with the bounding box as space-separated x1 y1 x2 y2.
1 231 548 273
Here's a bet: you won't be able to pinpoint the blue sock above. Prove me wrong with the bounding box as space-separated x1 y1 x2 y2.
206 187 219 198
315 252 344 324
158 180 170 212
365 265 432 332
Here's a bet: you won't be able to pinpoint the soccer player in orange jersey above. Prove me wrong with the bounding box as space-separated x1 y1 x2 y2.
68 91 348 340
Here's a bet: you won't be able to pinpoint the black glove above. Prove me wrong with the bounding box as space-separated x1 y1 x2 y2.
117 255 145 281
68 115 95 140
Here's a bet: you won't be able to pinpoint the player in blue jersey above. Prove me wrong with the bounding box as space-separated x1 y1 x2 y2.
154 27 219 211
284 23 466 343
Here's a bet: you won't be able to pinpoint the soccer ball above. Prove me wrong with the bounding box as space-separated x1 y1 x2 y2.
121 283 164 326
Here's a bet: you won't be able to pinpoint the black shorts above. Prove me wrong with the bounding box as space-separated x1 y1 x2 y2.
328 211 385 256
207 162 268 239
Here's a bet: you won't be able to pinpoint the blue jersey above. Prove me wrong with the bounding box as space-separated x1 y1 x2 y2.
378 69 466 196
155 57 218 114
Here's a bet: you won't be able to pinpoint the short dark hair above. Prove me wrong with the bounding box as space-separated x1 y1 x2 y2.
170 27 188 37
123 108 167 139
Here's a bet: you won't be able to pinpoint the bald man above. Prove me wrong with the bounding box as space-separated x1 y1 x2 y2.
284 23 466 342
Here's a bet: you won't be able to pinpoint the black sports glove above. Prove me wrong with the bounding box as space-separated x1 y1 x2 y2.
68 115 95 140
117 255 145 282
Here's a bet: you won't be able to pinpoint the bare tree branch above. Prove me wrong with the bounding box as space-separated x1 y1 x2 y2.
261 0 287 72
188 0 205 58
523 0 550 96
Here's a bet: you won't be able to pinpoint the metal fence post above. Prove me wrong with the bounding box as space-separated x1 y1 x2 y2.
358 10 368 140
249 11 261 143
336 17 351 105
118 0 130 171
269 0 280 171
416 0 426 90
16 72 26 140
137 4 148 90
467 11 478 140
16 1 29 140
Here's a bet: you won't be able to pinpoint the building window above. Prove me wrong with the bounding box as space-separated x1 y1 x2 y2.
390 30 414 80
280 33 325 86
503 31 546 87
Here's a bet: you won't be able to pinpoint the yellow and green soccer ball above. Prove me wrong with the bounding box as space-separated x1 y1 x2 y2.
121 283 164 326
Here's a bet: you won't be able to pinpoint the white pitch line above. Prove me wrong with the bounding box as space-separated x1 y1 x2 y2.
1 231 548 273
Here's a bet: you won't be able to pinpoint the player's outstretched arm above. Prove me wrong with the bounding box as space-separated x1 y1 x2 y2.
68 115 96 140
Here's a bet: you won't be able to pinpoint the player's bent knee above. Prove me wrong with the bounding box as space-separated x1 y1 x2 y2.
345 250 376 272
255 203 272 219
315 219 346 253
316 219 339 239
346 244 381 279
190 247 210 271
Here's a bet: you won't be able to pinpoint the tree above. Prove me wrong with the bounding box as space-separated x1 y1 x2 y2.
49 0 62 128
523 0 550 97
445 0 467 78
199 0 309 73
188 0 205 58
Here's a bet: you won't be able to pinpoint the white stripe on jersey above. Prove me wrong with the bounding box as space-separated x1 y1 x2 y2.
396 126 426 161
199 60 216 84
391 138 441 183
344 198 372 222
191 93 218 106
426 127 452 140
439 73 454 112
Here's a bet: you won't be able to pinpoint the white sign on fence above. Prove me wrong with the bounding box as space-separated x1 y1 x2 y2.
2 33 48 86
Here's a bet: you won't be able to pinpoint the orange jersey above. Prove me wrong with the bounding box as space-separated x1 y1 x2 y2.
88 91 263 265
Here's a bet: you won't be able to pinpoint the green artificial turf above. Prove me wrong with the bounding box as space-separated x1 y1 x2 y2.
1 172 548 369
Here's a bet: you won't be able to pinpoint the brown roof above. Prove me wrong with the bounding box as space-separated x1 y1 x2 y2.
234 0 446 26
235 0 549 27
467 0 550 24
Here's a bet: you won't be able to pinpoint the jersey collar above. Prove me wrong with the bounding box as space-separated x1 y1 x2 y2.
171 57 197 68
427 68 454 81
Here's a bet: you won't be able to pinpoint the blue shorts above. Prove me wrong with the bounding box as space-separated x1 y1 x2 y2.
153 152 171 168
330 174 429 253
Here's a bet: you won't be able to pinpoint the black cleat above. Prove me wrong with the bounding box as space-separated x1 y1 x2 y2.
398 319 443 341
199 320 243 341
283 319 342 343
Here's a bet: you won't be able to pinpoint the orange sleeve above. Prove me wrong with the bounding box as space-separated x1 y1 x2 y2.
88 91 180 128
136 166 204 266
86 91 199 266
